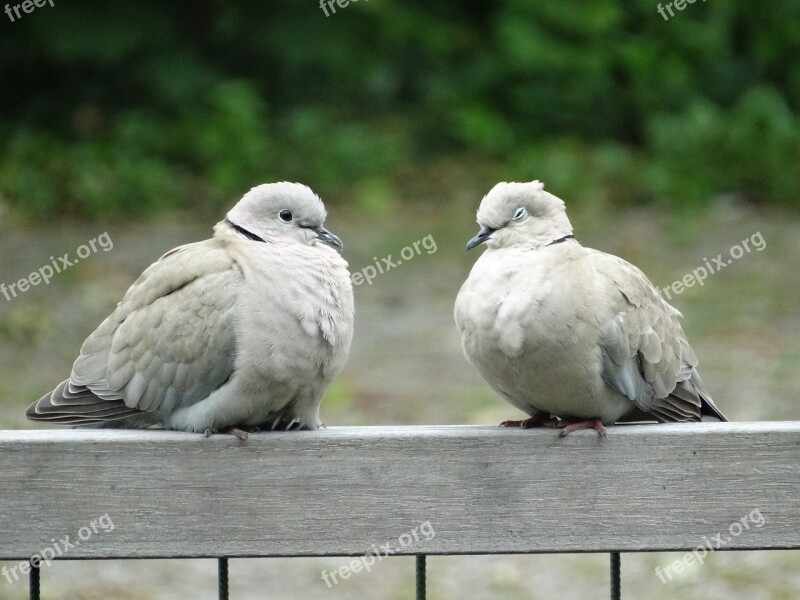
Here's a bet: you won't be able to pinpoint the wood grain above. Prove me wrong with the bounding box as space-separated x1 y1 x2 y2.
1 422 798 560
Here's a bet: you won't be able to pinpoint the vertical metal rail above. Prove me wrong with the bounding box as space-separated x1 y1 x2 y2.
219 558 229 600
610 552 621 600
416 554 426 600
21 550 621 600
29 562 40 600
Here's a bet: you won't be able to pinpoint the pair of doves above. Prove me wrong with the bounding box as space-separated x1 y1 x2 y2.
27 181 725 438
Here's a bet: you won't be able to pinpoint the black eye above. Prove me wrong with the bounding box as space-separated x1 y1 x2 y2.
512 207 528 221
279 209 293 223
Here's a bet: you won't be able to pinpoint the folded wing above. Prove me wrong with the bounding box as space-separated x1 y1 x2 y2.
593 250 726 422
27 241 241 425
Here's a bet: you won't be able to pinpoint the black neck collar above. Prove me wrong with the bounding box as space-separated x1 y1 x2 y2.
225 218 266 243
546 234 574 247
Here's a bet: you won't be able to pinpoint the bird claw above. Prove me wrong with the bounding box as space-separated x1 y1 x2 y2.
225 427 250 440
558 419 608 438
500 415 563 429
203 427 250 440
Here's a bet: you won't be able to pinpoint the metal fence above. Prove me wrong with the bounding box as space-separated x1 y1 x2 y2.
24 552 619 600
3 423 799 599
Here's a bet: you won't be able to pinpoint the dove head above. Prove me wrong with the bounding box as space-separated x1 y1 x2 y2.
466 180 574 251
224 182 343 249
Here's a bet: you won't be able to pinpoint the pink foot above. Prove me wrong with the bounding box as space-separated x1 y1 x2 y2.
558 419 608 438
500 415 563 429
204 427 250 440
226 427 250 440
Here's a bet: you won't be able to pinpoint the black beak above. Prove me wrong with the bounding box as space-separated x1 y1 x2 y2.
311 225 343 249
466 226 496 251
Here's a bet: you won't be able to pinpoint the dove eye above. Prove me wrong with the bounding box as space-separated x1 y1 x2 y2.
512 207 528 221
278 209 293 223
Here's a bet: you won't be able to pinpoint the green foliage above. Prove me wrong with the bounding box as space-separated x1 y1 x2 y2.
647 87 800 207
1 0 799 218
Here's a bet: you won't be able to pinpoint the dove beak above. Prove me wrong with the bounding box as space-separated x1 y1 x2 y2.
311 225 343 249
466 226 496 251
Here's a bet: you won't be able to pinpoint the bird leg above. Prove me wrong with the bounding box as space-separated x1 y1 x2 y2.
500 414 563 429
558 419 608 438
204 427 250 440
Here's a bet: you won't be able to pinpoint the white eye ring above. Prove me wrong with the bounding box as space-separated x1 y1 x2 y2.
512 207 527 221
278 209 293 223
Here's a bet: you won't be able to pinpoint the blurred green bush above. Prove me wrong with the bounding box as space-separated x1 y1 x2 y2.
0 0 798 217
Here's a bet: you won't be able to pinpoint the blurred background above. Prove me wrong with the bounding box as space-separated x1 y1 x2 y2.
1 0 799 598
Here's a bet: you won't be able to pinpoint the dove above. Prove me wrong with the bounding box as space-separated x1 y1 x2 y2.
454 180 726 437
26 182 354 438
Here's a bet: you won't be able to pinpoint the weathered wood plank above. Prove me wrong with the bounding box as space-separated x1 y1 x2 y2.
0 423 798 560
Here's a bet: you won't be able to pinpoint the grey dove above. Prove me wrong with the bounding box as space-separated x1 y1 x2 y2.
26 182 354 437
454 180 726 437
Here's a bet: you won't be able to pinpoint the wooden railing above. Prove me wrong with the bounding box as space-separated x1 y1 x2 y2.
2 422 799 599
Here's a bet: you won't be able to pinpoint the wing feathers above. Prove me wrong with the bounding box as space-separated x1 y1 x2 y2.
26 240 241 425
594 250 726 423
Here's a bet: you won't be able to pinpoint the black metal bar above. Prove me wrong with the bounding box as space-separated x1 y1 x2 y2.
29 562 40 600
416 554 426 600
219 558 229 600
610 552 621 600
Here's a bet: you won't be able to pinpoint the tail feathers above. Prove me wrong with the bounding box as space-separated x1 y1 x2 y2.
645 371 727 423
690 371 728 422
26 380 141 424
